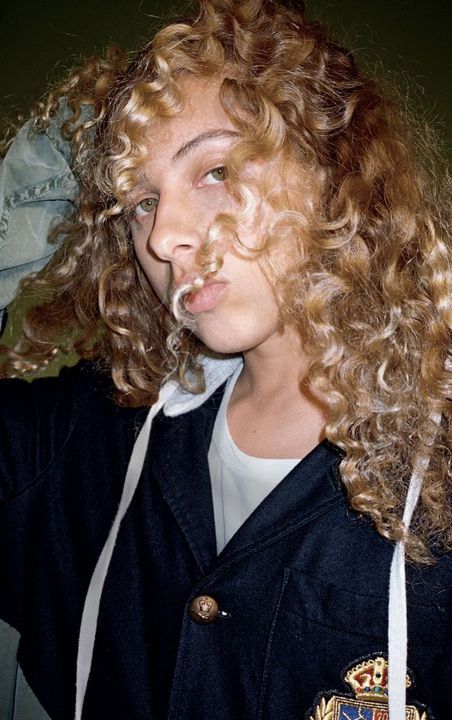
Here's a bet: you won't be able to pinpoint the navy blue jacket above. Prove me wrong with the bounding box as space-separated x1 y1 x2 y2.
0 362 451 719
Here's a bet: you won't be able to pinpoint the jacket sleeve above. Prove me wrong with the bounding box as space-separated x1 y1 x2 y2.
0 104 79 324
0 365 94 715
0 365 95 634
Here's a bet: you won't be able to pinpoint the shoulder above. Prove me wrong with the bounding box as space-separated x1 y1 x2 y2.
0 361 138 501
0 360 109 428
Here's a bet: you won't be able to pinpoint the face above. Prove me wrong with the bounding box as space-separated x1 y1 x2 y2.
130 76 292 356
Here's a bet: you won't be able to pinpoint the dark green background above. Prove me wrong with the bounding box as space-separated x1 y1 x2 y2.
0 0 451 155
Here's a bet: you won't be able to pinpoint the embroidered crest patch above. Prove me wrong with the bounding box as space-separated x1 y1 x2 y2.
308 656 429 720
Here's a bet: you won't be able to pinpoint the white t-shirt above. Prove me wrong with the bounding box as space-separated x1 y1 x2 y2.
208 367 300 553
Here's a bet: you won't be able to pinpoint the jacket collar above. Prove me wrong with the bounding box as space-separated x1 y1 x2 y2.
149 381 343 573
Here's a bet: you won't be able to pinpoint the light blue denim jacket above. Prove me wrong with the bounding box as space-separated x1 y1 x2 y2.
0 108 79 324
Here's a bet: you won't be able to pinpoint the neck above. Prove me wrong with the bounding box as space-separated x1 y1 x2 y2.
226 325 326 459
239 325 311 400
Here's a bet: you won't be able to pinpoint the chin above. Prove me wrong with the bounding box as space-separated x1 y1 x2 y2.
195 328 269 356
198 336 248 355
191 308 282 355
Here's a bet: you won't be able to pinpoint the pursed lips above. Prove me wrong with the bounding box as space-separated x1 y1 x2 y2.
184 280 228 314
171 274 229 314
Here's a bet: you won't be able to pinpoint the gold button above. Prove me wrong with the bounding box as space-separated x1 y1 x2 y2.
188 595 219 624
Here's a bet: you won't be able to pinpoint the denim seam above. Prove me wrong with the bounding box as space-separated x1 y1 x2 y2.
257 567 290 720
0 172 76 248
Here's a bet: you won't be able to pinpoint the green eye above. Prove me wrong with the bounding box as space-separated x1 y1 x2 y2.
210 167 228 182
137 197 158 214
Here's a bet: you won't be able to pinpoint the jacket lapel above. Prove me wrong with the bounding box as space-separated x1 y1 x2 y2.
148 391 221 574
216 440 343 562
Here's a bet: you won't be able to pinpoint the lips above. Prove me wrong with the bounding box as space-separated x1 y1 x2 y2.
183 281 228 314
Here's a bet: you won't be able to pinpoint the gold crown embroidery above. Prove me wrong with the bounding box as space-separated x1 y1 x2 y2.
308 656 429 720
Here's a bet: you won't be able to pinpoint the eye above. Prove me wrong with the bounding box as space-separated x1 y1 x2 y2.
135 196 159 217
204 166 228 184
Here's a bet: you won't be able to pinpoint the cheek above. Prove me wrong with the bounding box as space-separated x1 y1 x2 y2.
133 230 168 301
145 261 168 302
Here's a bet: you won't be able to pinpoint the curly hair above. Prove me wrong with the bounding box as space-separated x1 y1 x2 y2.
1 0 450 562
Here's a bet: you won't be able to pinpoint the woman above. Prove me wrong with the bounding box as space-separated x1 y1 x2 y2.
0 1 450 719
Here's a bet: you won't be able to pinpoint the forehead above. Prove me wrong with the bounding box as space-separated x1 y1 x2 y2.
149 75 235 150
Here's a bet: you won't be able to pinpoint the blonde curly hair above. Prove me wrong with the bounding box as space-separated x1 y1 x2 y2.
1 0 450 562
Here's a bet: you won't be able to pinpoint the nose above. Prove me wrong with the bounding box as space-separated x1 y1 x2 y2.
148 194 204 265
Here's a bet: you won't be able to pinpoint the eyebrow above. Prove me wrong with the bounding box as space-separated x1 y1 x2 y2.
172 129 240 164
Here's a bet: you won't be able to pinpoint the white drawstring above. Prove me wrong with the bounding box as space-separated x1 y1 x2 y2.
388 411 441 719
75 380 177 720
74 355 241 719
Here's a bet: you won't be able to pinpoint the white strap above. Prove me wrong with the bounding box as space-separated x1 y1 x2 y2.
75 381 176 720
74 356 241 718
388 411 441 719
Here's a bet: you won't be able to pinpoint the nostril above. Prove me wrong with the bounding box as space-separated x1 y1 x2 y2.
173 243 199 257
